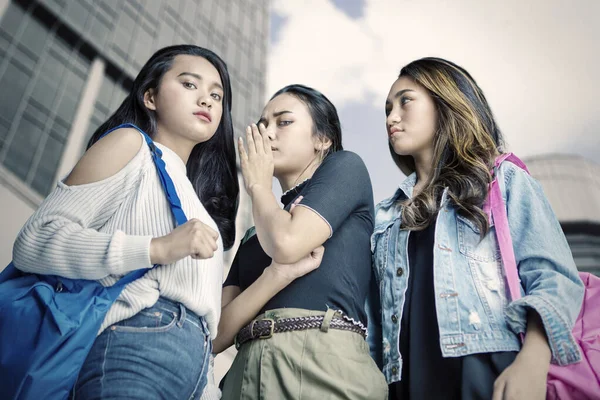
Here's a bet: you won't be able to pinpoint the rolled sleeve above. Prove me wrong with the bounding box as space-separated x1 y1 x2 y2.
297 151 373 236
505 293 581 365
501 163 584 365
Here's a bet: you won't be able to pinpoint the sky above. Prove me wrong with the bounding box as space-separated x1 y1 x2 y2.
266 0 600 203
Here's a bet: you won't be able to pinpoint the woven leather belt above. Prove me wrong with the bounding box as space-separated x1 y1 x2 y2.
234 315 366 349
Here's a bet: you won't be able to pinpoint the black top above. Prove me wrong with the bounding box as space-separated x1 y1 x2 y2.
224 151 375 325
390 223 517 400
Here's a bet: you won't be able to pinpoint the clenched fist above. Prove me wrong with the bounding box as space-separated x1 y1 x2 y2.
150 218 220 265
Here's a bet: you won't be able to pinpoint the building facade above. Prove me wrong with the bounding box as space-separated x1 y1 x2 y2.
0 0 269 381
525 154 600 276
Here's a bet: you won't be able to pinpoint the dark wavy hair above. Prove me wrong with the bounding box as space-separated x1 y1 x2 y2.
390 57 504 235
269 84 343 159
88 45 239 249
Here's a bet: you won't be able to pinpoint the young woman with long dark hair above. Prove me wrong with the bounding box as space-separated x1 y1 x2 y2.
371 57 583 399
215 84 387 399
12 45 239 399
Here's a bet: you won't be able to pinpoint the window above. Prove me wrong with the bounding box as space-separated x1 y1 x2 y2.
157 18 176 50
0 61 31 124
87 14 112 51
143 1 162 19
131 25 154 69
31 53 63 110
0 119 10 154
111 11 135 60
65 1 91 32
43 0 67 15
0 3 26 38
4 116 44 180
55 75 84 125
19 14 48 57
31 135 64 194
23 99 49 127
0 3 91 195
181 0 197 29
110 80 127 111
87 74 127 145
86 107 106 144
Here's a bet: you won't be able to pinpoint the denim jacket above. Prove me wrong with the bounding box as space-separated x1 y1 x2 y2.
368 161 584 384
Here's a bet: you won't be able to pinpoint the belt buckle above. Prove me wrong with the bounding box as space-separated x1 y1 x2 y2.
257 318 275 339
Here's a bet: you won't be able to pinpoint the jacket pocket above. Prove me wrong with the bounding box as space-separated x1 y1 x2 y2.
456 215 500 262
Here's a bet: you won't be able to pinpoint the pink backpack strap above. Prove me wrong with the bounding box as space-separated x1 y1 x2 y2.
494 153 529 174
486 153 529 302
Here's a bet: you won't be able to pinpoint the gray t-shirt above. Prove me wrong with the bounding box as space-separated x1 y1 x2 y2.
224 151 375 325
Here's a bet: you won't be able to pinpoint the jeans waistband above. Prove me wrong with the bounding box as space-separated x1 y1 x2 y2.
152 297 209 336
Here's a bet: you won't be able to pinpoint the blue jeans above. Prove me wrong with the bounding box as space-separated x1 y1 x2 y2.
72 298 212 399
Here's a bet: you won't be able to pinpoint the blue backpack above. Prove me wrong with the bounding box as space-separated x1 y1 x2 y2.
0 124 188 399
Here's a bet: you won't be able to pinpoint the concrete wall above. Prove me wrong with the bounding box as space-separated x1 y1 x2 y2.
0 180 36 268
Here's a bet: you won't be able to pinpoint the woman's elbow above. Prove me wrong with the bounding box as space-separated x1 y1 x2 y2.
269 235 306 264
271 249 305 264
212 334 233 354
212 339 225 354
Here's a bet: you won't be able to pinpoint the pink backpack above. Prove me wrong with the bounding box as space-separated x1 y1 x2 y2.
487 153 600 399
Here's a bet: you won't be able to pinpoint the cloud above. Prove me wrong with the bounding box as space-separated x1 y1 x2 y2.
270 9 288 44
331 0 366 19
268 0 600 164
269 0 376 104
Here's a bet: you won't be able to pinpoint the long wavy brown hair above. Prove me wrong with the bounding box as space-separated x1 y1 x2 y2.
390 58 505 235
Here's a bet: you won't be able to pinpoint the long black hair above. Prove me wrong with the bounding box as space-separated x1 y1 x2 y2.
270 84 343 158
88 45 239 249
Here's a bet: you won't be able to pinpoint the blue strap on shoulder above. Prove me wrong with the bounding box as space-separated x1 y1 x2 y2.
97 123 189 293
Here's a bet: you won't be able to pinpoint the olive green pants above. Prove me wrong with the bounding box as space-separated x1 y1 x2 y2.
221 308 388 400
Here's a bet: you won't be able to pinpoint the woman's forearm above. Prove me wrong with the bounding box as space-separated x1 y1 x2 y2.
519 310 552 365
212 266 290 354
248 184 294 259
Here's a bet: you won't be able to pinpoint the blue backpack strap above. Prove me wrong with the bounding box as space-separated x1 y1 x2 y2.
105 268 148 299
97 123 188 291
98 123 187 226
